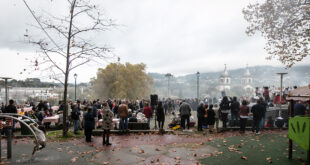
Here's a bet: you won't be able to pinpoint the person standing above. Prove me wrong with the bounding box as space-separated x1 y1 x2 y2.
164 102 169 115
230 97 240 127
101 102 113 146
283 88 289 100
207 104 215 133
4 99 18 134
197 102 205 131
76 100 83 130
118 101 129 131
213 104 220 130
37 100 45 111
204 104 209 129
4 100 18 114
143 103 152 129
259 97 267 129
113 102 119 117
156 101 165 130
84 106 95 142
92 101 98 129
71 104 80 134
251 100 264 134
179 101 192 130
294 100 306 116
239 100 249 133
219 96 230 129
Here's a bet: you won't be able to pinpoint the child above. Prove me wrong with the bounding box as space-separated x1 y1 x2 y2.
30 123 46 156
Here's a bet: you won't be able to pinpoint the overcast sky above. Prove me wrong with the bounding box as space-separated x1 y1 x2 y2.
0 0 309 83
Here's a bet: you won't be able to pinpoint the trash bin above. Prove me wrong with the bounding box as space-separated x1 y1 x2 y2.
20 119 32 135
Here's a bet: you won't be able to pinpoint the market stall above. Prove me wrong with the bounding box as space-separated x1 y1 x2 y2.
286 86 310 164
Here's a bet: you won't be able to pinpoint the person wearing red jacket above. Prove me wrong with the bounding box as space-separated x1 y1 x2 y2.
143 103 152 129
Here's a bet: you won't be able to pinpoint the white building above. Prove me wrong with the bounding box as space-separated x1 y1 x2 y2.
217 64 231 92
241 64 254 92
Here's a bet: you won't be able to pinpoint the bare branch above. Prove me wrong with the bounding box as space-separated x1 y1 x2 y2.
69 59 91 71
22 0 66 54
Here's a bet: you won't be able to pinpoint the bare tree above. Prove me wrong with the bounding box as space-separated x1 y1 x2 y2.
243 0 310 68
23 0 115 136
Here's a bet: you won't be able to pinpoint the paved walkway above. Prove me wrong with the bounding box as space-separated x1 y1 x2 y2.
2 133 217 165
1 130 301 165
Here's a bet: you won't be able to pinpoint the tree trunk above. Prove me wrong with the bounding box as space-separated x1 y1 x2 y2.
62 61 70 137
62 0 76 137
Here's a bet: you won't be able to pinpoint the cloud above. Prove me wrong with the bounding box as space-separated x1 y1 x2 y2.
0 0 309 83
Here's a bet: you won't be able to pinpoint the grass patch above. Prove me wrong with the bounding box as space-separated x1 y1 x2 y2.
200 132 307 165
46 130 84 141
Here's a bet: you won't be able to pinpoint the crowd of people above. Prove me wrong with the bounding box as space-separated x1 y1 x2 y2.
0 91 309 143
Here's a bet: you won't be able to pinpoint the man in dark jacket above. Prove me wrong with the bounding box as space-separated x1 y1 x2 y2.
179 101 192 130
37 100 45 111
197 102 205 131
294 101 306 116
71 104 80 134
230 97 240 127
3 100 17 114
219 96 230 129
84 106 95 142
3 100 18 135
251 100 264 134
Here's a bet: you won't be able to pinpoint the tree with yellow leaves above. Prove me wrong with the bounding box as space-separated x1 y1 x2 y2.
91 63 153 100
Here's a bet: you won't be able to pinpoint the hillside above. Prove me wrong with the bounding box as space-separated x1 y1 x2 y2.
149 65 310 98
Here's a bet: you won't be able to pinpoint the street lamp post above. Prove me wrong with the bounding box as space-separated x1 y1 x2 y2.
74 73 77 101
196 71 200 100
165 73 173 98
277 72 288 117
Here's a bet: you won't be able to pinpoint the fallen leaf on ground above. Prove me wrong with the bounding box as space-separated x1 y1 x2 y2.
71 157 78 163
266 157 272 163
241 156 248 160
138 149 144 154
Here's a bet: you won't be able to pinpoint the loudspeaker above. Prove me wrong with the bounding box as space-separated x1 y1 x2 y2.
150 94 158 106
